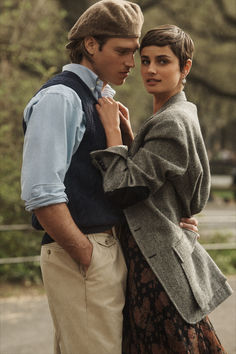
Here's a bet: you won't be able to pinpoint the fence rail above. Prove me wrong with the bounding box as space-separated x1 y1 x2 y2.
0 222 236 264
0 256 40 265
0 224 34 231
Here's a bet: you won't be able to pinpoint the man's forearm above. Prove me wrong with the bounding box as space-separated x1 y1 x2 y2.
34 203 92 268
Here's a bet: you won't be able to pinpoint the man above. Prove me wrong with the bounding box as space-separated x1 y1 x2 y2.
21 1 197 353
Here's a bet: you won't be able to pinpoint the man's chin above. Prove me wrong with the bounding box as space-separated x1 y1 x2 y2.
112 78 127 86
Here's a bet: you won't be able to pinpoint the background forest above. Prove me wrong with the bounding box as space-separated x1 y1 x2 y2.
0 0 235 283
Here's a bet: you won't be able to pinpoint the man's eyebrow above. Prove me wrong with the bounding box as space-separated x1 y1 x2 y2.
114 46 139 52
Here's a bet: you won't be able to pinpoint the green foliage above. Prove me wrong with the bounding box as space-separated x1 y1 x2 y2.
208 250 236 275
212 189 235 202
0 263 42 284
200 232 233 244
0 0 68 284
199 232 236 275
0 0 67 225
0 230 43 284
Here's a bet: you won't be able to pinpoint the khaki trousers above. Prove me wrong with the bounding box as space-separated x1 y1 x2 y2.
40 231 127 354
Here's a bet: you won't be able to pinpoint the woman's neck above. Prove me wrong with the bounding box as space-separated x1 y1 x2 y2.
153 89 183 114
153 97 167 113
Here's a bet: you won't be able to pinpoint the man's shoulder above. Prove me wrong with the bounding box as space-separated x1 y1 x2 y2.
35 83 83 106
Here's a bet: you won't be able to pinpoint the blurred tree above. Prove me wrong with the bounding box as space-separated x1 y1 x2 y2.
0 0 67 225
1 0 235 224
58 0 95 25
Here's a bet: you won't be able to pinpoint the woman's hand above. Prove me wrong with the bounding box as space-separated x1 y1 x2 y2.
180 217 199 238
96 97 122 147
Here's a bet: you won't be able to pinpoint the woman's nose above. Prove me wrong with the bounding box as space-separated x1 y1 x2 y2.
147 63 156 73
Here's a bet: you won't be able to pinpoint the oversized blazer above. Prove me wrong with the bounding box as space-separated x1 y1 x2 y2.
91 91 233 324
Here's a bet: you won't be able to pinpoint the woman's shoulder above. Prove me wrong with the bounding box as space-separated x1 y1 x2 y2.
139 93 200 139
157 98 199 130
161 97 197 117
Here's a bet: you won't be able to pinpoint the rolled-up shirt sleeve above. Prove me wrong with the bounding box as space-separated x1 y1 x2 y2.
21 85 85 211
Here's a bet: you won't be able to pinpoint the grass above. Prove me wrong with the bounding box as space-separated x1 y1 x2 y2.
199 232 236 275
211 189 235 202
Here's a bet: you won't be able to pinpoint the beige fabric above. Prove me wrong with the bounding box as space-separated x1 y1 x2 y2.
40 232 127 354
66 0 144 49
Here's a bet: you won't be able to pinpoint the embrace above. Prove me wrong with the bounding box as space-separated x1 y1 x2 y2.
21 1 232 353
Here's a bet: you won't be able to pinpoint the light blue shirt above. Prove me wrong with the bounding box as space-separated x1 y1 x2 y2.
21 64 115 211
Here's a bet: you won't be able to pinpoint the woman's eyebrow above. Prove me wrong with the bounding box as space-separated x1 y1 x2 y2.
156 54 171 58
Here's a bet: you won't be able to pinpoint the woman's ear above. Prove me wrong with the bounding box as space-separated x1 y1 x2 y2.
183 59 192 78
84 36 98 55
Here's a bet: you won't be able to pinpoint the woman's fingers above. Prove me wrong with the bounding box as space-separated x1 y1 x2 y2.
117 101 129 119
180 219 200 239
97 97 111 105
181 217 198 226
180 222 198 233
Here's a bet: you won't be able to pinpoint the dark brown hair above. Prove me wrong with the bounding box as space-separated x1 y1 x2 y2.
140 24 194 71
67 36 109 64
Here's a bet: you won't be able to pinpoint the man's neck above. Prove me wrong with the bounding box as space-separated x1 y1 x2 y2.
79 59 107 89
80 58 94 72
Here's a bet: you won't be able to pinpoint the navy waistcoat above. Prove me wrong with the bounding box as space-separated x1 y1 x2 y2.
23 71 123 244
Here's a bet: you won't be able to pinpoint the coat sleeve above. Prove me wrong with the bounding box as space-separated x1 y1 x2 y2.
90 117 189 208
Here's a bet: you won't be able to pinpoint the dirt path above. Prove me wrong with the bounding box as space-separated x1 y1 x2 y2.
0 276 235 354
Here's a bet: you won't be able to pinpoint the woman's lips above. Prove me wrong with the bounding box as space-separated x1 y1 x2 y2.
147 78 161 82
146 78 161 85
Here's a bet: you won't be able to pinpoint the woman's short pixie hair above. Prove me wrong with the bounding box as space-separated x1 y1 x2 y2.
140 24 194 71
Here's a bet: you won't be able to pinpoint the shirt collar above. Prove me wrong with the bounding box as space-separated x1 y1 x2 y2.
62 63 116 99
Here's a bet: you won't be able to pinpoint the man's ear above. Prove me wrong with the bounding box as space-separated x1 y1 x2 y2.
84 37 98 55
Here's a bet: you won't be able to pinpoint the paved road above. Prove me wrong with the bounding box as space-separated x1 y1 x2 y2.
1 203 235 353
198 202 236 240
0 276 235 354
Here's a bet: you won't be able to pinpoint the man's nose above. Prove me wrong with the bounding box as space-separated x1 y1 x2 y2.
124 54 135 68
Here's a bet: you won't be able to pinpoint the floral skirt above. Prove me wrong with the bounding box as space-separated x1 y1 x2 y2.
119 226 226 354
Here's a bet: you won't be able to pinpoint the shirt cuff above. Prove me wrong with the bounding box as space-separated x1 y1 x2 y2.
23 183 68 211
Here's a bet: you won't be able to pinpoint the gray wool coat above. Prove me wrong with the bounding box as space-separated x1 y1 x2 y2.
91 91 233 324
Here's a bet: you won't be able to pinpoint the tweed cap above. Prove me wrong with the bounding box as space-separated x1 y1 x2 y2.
66 0 143 49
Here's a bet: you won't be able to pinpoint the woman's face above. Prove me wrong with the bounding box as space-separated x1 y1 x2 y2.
140 45 184 99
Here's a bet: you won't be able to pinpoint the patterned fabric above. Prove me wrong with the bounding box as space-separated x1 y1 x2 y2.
120 226 226 354
91 92 232 323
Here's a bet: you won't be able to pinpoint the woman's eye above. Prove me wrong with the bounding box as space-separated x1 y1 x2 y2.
141 59 149 65
159 59 168 65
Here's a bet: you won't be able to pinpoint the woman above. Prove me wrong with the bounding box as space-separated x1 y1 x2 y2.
91 25 232 353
